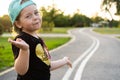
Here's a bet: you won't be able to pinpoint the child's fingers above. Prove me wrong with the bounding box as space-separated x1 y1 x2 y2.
16 38 22 41
8 38 15 44
8 38 12 42
67 59 72 68
63 57 72 68
8 38 21 46
8 38 17 46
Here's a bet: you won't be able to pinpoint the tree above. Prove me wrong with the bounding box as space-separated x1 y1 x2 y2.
71 13 92 27
40 5 92 28
113 0 120 15
0 15 12 32
101 0 120 27
101 0 120 17
91 16 104 23
42 21 55 31
54 13 71 27
40 7 56 31
0 23 4 35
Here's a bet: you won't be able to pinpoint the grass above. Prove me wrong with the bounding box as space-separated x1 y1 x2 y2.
0 37 14 71
40 27 74 33
93 28 120 40
117 36 120 39
93 28 120 34
43 37 71 50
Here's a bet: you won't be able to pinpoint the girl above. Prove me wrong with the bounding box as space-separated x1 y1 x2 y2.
8 0 72 80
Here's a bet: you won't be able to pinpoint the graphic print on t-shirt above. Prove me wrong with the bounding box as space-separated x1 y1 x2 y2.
36 44 50 66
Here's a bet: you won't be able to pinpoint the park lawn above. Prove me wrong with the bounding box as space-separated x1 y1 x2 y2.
43 37 71 50
0 37 71 71
0 37 14 71
93 28 120 34
40 27 74 33
117 36 120 39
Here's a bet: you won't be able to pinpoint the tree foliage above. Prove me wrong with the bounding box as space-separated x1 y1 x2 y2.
0 15 12 32
101 0 120 16
40 6 92 28
0 23 4 35
71 13 92 27
101 0 120 27
54 13 71 27
91 16 104 23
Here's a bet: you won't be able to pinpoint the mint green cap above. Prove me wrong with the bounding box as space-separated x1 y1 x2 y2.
8 0 36 24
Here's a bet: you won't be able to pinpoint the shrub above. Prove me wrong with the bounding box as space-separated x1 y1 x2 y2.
0 23 4 35
42 21 55 32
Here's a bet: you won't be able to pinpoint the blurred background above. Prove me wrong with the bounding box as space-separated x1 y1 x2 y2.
0 0 120 34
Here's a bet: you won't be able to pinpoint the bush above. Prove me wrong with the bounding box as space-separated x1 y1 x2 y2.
0 23 4 35
42 21 55 32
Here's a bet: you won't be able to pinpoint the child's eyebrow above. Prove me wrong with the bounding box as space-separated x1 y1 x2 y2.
21 9 38 16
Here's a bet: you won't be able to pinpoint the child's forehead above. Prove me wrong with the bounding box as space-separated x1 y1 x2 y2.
20 5 37 15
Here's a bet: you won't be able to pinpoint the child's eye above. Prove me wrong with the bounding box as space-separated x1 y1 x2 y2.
26 15 32 18
34 11 39 15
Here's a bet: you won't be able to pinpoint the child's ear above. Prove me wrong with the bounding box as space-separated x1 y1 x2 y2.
14 21 22 29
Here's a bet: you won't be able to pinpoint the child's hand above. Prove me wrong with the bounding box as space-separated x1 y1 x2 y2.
8 38 29 50
63 57 72 68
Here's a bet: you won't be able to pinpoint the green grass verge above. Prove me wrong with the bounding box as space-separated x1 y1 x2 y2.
0 37 14 71
43 37 71 50
0 37 71 71
117 37 120 39
40 27 74 33
93 28 120 34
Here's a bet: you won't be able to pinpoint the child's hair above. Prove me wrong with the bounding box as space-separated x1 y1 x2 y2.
8 0 36 34
20 0 29 4
13 15 21 34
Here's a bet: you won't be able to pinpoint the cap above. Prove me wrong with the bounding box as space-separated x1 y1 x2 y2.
8 0 36 24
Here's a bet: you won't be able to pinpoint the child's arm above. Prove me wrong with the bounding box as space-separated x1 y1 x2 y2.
8 38 30 75
50 57 72 71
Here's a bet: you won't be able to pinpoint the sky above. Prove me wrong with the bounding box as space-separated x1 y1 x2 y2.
0 0 119 20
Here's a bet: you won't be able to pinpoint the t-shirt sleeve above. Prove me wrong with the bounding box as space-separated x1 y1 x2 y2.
12 37 20 59
12 41 20 60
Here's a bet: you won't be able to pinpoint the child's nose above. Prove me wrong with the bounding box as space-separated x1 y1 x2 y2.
33 14 38 20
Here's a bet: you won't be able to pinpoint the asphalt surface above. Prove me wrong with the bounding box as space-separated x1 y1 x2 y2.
0 28 120 80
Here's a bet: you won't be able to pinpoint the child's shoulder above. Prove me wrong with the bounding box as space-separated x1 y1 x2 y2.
13 32 28 40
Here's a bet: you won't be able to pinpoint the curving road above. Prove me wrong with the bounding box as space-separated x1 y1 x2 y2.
51 28 120 80
0 28 120 80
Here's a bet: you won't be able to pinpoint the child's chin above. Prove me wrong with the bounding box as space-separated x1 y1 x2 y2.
34 24 40 28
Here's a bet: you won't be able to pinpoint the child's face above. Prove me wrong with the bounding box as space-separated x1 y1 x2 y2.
16 5 42 33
